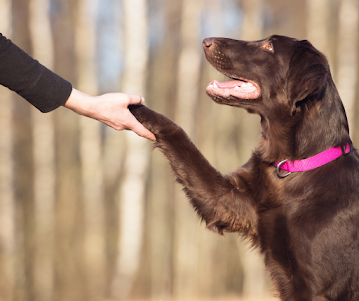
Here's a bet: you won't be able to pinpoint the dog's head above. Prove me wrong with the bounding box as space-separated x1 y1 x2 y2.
203 35 328 116
203 35 349 161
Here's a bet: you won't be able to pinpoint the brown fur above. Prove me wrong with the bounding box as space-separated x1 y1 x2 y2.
129 35 359 301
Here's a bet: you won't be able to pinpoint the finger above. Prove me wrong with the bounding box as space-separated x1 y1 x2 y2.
130 123 156 141
126 115 156 141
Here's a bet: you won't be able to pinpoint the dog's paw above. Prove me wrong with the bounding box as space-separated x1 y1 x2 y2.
129 105 181 138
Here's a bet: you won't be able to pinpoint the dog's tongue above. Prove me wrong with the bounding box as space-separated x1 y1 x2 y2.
206 79 259 99
213 80 244 88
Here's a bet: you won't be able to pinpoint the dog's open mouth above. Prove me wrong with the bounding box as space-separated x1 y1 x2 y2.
206 79 260 99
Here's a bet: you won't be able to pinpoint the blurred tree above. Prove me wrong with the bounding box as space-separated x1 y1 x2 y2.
51 1 84 300
267 0 305 38
11 0 35 300
238 0 269 298
241 0 263 40
172 0 203 299
110 0 150 298
0 1 15 300
75 0 106 298
100 1 127 292
196 1 247 297
337 0 358 136
141 1 182 299
29 0 56 300
306 0 332 63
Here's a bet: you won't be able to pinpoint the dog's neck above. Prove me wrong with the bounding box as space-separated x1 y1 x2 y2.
258 79 351 164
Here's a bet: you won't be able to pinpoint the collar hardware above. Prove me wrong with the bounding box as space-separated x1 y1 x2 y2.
276 160 292 178
342 144 351 156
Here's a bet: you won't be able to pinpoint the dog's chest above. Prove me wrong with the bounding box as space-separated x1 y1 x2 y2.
257 203 300 273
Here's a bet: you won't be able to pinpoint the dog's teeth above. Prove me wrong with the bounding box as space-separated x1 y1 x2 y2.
234 86 241 90
213 81 218 88
241 82 253 87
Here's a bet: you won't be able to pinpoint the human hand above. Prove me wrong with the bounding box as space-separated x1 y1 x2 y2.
63 88 156 141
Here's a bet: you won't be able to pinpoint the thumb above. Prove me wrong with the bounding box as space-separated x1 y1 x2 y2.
127 94 145 106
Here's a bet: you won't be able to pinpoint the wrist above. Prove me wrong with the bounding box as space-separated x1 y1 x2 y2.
63 88 96 117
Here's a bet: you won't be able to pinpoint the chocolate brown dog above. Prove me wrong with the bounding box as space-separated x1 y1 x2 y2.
130 35 359 301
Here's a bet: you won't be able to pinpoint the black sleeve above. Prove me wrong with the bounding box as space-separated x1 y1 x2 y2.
0 33 73 113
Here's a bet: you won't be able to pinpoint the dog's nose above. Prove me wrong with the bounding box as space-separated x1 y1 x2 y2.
203 38 213 49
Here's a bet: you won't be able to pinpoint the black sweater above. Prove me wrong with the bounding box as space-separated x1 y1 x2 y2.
0 33 72 113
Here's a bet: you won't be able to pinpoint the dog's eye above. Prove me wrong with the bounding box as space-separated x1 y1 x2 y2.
262 43 274 52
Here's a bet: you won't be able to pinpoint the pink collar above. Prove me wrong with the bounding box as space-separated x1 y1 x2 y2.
275 143 351 178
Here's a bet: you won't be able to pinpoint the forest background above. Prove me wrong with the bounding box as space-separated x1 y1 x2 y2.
0 0 358 300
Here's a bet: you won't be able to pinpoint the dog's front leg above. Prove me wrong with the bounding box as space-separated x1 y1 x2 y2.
129 105 258 238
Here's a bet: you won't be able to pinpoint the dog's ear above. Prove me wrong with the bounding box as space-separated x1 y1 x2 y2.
285 41 328 115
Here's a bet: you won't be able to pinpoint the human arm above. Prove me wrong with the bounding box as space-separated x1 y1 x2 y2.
0 33 72 112
0 33 155 140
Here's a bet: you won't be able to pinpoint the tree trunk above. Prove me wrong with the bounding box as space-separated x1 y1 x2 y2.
172 0 203 299
241 0 263 40
51 1 83 300
29 0 56 300
11 1 34 300
239 0 269 298
75 0 106 298
336 0 358 136
143 1 181 298
110 0 150 299
0 1 15 300
306 0 332 63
